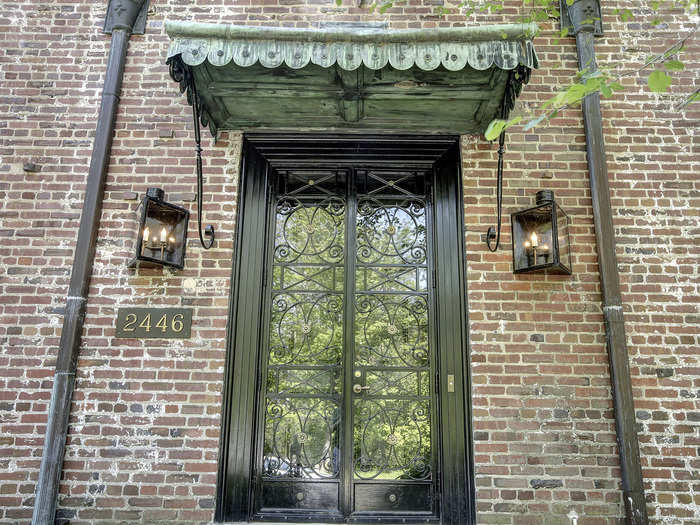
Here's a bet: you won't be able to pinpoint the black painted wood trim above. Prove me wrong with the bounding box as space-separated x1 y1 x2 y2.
341 170 358 516
433 146 476 525
215 141 270 522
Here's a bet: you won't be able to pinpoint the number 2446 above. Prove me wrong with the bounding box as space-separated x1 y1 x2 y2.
121 312 184 333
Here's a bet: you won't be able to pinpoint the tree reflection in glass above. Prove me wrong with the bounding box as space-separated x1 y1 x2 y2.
259 169 433 488
262 172 345 480
353 171 432 482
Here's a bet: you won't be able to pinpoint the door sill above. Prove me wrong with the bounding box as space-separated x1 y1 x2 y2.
228 517 440 524
226 519 440 525
249 512 439 524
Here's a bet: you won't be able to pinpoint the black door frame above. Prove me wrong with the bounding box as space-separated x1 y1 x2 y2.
215 134 475 524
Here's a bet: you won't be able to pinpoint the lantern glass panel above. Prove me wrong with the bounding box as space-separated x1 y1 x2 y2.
555 204 572 273
511 191 571 275
511 203 555 272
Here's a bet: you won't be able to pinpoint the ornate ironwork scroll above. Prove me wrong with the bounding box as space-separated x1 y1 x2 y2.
262 171 346 481
257 168 435 516
353 171 433 483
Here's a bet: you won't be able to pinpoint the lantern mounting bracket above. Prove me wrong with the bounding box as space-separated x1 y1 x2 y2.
190 78 215 250
485 71 512 252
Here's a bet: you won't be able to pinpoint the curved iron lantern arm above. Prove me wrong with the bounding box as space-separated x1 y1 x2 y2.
485 128 506 252
190 79 215 249
485 73 512 253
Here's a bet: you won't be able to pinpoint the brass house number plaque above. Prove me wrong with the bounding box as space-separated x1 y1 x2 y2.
116 308 192 338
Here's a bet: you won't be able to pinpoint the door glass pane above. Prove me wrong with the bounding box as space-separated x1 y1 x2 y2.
353 171 432 482
262 171 345 481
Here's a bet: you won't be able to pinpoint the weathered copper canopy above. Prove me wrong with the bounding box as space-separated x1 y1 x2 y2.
165 21 538 135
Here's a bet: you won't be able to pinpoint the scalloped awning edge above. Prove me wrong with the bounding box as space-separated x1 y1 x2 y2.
166 22 539 72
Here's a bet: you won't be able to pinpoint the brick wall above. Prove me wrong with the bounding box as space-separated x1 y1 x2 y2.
598 6 700 524
0 1 697 524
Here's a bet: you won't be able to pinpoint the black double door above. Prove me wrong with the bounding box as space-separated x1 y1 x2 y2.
256 167 438 521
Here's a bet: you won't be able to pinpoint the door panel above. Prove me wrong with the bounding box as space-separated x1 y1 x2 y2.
351 170 435 516
261 481 339 511
354 482 432 512
259 170 346 515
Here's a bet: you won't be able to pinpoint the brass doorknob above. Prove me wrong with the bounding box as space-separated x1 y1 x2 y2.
353 384 370 394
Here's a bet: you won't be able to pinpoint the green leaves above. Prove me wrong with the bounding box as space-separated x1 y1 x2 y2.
523 114 546 131
483 68 631 139
648 70 673 93
378 1 394 13
454 0 505 18
664 59 685 71
614 8 633 22
542 82 590 111
484 117 522 141
553 27 569 45
484 119 507 141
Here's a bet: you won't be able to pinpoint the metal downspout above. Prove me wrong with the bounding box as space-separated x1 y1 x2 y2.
31 2 146 523
565 2 648 523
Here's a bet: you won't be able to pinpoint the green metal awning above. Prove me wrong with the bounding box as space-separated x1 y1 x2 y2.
165 21 538 135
